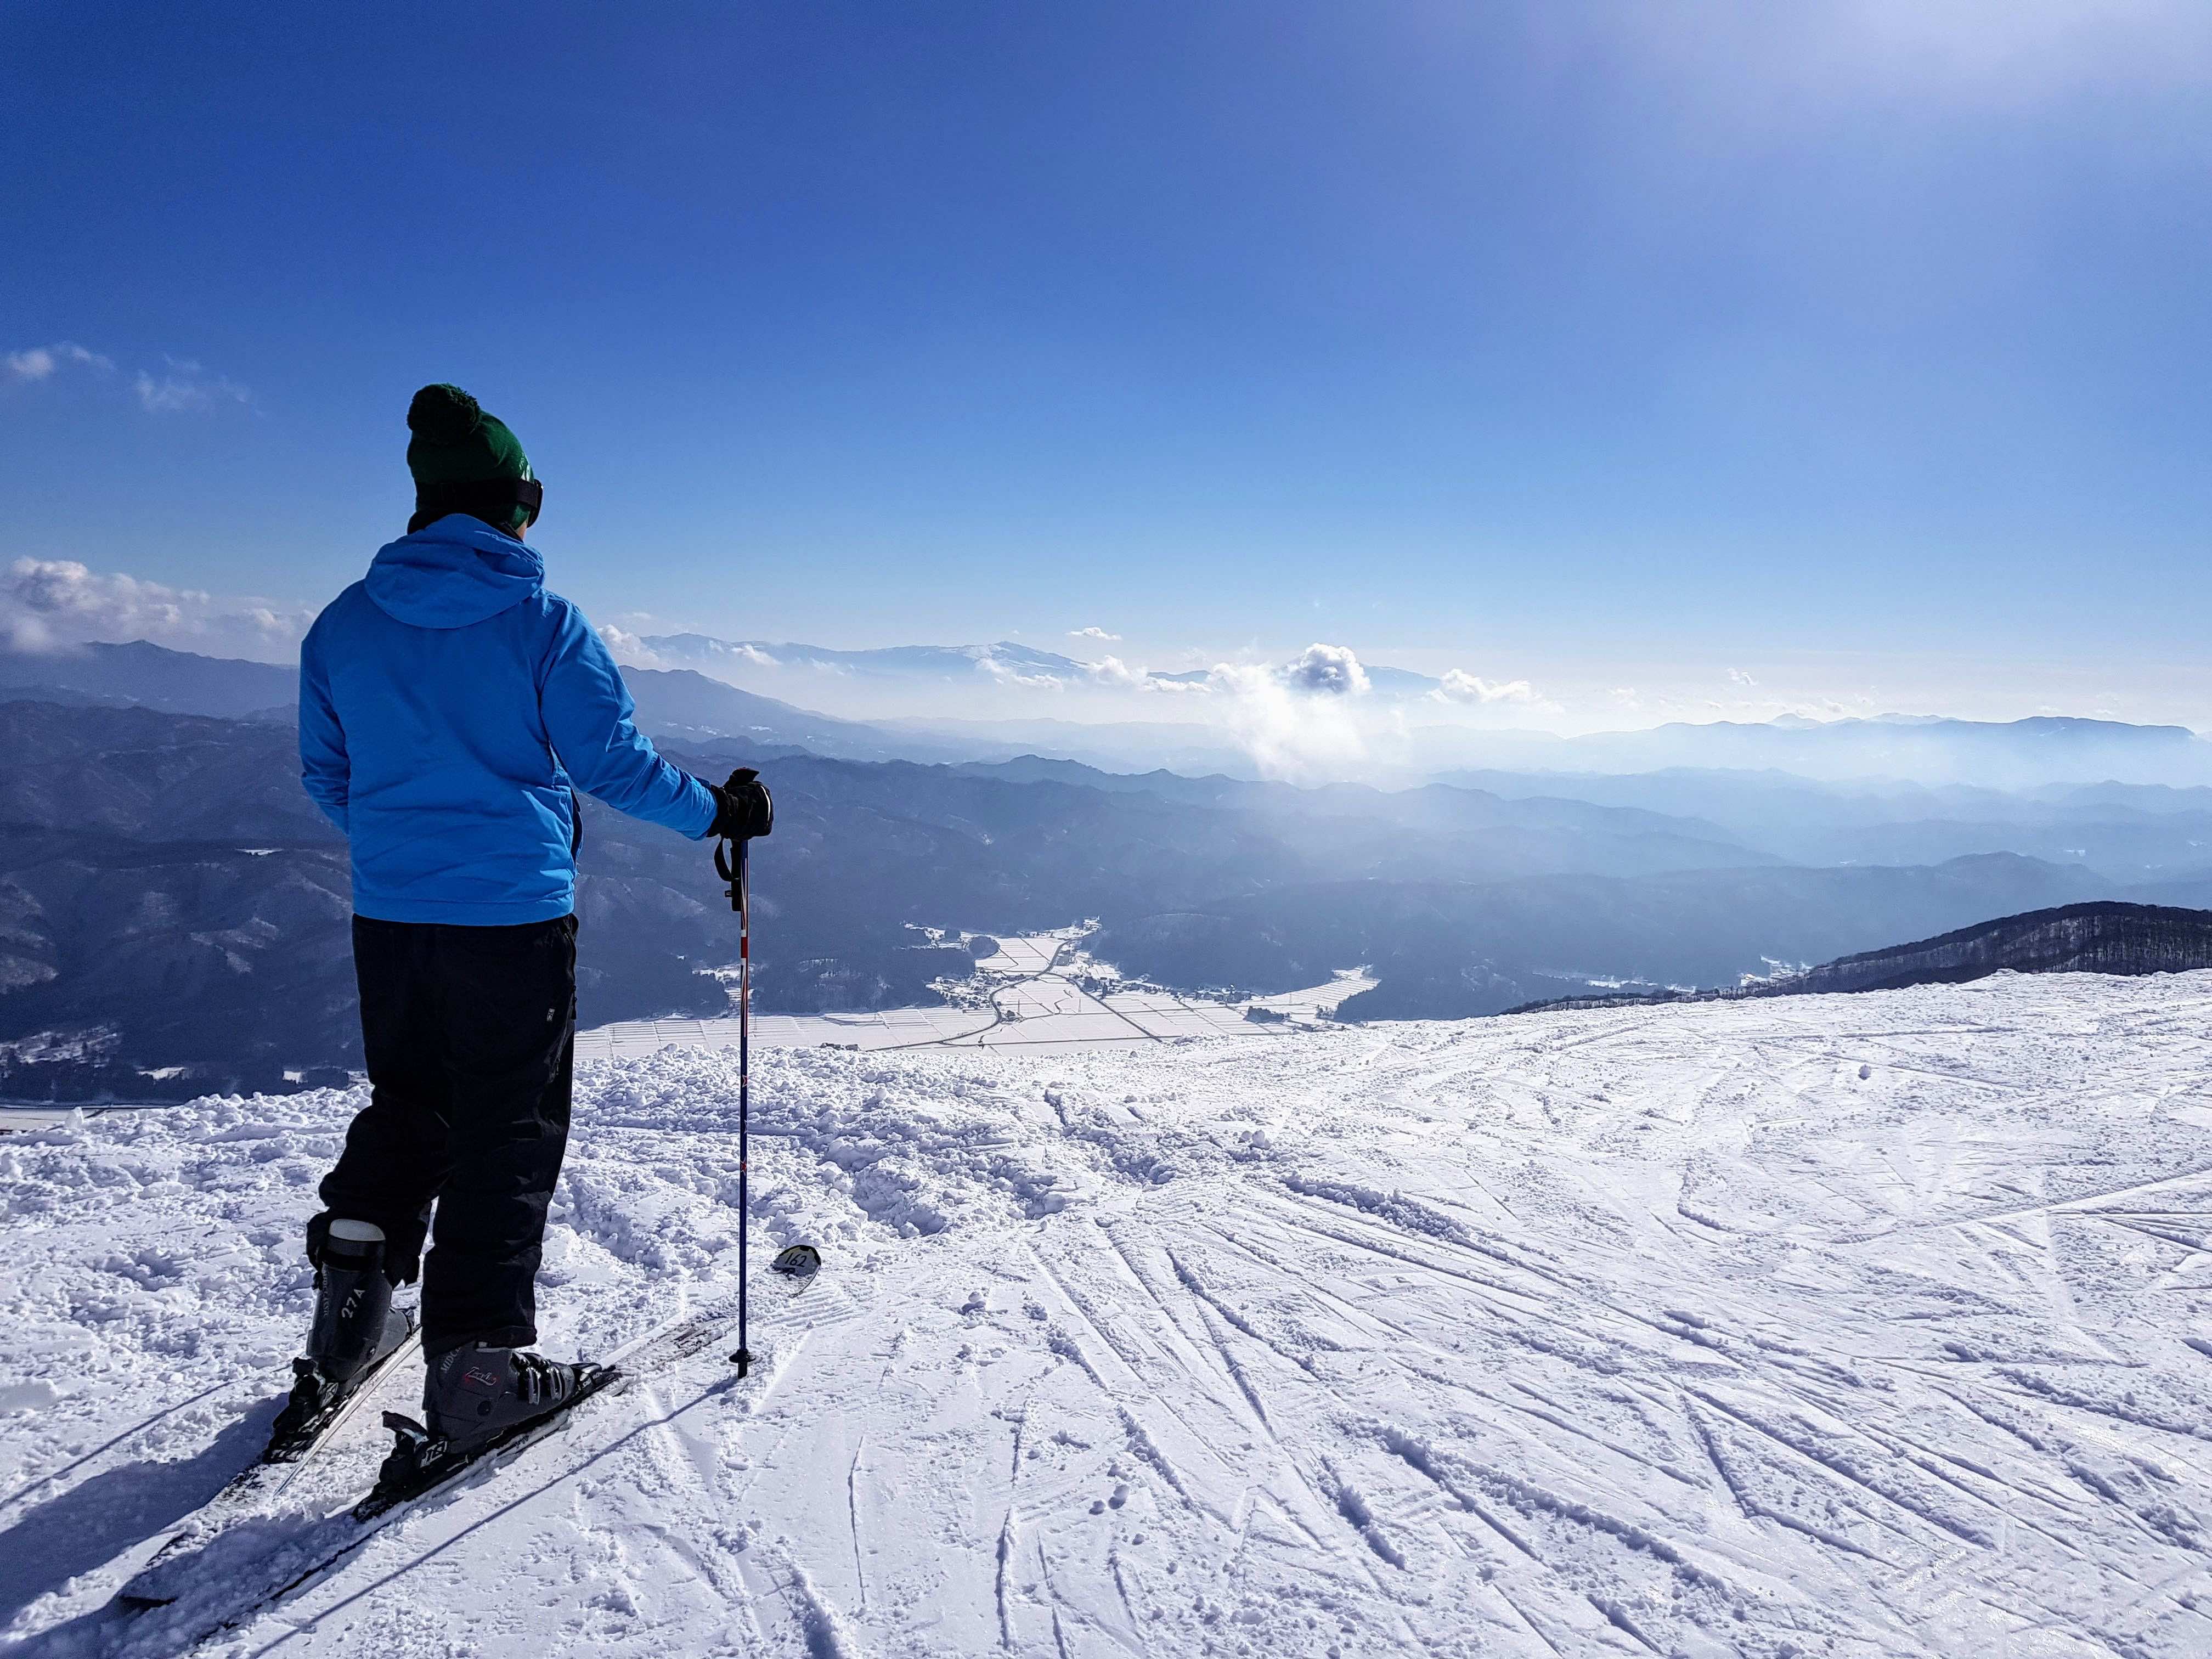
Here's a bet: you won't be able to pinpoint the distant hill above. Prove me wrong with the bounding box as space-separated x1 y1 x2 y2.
0 641 295 720
1765 901 2212 995
0 700 335 843
1505 900 2212 1015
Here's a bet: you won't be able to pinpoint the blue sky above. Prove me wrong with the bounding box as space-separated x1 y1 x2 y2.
3 2 2208 726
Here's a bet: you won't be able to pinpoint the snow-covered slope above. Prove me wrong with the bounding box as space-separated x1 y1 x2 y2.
8 972 2212 1656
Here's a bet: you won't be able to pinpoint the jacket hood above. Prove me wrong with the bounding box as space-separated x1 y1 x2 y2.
365 516 545 629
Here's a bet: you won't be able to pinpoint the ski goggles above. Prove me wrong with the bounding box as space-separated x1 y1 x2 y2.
416 475 544 530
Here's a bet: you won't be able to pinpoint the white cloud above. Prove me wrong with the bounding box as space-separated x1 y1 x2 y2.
1085 654 1146 689
1430 668 1541 706
5 342 111 383
1283 642 1370 697
1 557 311 658
599 626 670 670
1069 626 1120 643
133 358 252 414
1728 668 1758 687
1211 660 1367 781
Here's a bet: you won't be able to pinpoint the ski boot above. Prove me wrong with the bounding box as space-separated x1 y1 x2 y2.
269 1218 413 1458
422 1341 605 1452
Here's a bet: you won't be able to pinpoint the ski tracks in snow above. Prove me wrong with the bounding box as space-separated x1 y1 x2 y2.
10 972 2212 1652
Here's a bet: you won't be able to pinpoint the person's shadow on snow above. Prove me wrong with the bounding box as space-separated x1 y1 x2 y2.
0 1393 281 1632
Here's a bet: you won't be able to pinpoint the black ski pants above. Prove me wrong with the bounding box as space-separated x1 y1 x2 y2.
318 913 577 1353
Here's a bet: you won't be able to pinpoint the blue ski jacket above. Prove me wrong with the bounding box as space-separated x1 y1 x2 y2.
300 515 716 925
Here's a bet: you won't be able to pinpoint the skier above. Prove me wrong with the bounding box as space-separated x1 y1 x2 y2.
295 383 772 1454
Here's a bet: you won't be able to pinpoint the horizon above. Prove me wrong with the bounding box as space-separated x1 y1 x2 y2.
5 2 2209 740
9 624 2212 757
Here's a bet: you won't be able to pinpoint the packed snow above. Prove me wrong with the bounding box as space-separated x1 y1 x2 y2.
8 970 2212 1656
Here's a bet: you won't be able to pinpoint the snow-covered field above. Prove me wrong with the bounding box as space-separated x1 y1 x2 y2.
8 970 2212 1656
573 935 1374 1062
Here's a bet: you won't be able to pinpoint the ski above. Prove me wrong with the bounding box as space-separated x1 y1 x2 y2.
770 1242 823 1294
115 1316 422 1610
167 1278 809 1649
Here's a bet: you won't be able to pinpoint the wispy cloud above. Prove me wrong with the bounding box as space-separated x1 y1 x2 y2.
4 341 250 413
1728 668 1758 687
2 557 309 658
1068 625 1120 643
1141 672 1213 695
974 654 1064 691
689 636 778 669
5 342 112 383
133 358 252 414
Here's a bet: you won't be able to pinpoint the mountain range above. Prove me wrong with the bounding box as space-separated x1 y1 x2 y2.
5 638 2212 1097
0 696 1792 1095
643 633 1494 702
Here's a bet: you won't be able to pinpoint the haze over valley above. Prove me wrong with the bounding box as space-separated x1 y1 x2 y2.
6 635 2212 1096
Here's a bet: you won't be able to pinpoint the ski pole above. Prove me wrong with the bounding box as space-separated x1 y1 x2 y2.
715 831 754 1374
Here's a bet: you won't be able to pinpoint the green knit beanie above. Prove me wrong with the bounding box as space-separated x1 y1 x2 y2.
405 384 536 533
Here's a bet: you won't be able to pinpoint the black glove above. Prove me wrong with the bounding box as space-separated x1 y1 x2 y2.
707 766 773 840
